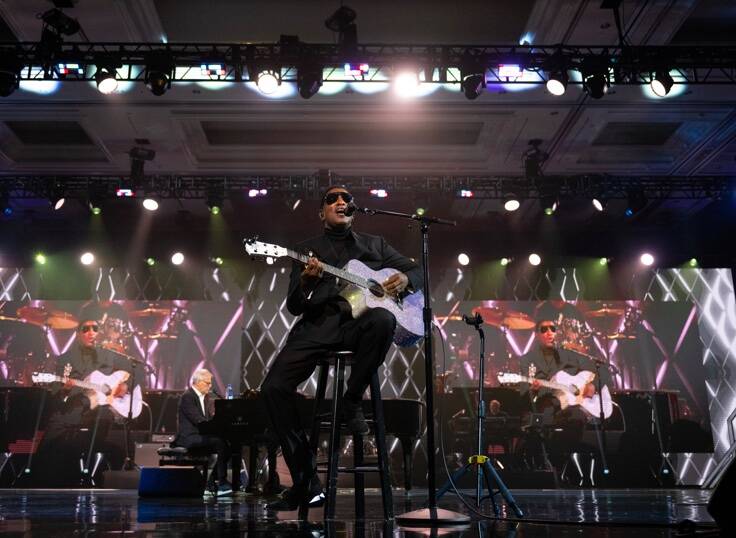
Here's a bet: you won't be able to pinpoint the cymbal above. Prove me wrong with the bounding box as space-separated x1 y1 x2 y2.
148 333 178 340
500 310 535 330
16 306 48 325
586 307 625 318
607 333 637 340
130 307 171 318
45 310 78 329
16 306 78 329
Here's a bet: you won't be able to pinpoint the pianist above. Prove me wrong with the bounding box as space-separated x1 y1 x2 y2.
173 369 232 497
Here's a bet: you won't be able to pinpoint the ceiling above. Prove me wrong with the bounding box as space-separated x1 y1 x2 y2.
1 0 736 245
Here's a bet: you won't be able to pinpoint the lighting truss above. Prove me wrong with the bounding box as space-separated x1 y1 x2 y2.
2 42 736 85
0 175 731 202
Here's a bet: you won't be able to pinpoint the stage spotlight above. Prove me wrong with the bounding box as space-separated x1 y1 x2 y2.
344 63 369 77
145 257 156 266
546 70 568 96
297 64 323 99
415 207 426 216
256 70 280 94
201 64 226 78
369 189 388 198
528 253 541 266
640 252 654 266
394 70 420 97
625 188 647 217
142 198 159 211
95 66 118 94
688 258 698 267
500 257 510 266
51 195 65 210
504 195 520 212
213 256 224 266
459 190 474 198
145 67 171 96
41 8 81 36
35 253 47 265
592 197 607 212
457 253 470 266
541 197 558 215
80 252 95 266
460 72 485 100
247 188 268 198
206 181 225 212
171 252 184 266
651 70 674 97
581 59 609 99
599 257 609 266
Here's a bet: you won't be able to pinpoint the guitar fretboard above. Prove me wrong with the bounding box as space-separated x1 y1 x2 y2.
38 374 104 393
507 374 569 394
286 248 371 289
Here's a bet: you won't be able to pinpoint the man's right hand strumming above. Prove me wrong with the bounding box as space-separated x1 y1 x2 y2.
300 257 324 290
530 379 541 392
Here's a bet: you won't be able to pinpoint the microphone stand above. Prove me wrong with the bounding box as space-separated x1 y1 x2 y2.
98 345 145 471
354 206 470 526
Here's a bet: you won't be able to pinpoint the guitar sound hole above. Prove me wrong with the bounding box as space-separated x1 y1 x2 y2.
368 280 385 298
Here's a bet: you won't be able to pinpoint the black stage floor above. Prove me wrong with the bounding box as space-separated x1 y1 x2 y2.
0 488 718 537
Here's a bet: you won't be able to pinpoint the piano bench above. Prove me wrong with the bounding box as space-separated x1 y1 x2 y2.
303 351 393 521
157 446 212 476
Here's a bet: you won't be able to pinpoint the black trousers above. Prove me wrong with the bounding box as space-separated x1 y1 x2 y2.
178 434 230 483
261 308 396 488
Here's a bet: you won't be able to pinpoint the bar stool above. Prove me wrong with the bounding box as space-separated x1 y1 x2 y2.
300 351 393 520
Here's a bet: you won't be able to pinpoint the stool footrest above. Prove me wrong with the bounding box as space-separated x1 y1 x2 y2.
317 465 382 473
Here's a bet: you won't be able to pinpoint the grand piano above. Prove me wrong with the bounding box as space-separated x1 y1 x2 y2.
197 394 424 491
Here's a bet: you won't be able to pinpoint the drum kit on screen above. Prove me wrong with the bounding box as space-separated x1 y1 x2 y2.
0 303 187 385
437 302 642 389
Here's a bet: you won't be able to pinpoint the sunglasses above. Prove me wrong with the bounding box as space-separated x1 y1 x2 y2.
80 325 99 333
539 325 556 334
323 192 353 205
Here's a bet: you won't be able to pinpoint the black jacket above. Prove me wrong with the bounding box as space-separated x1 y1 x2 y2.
174 387 215 446
285 229 422 345
54 345 142 409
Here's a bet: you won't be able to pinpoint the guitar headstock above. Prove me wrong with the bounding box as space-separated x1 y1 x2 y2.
244 238 288 260
32 372 56 384
497 373 522 385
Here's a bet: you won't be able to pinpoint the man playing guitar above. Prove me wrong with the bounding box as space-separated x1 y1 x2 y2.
34 305 143 484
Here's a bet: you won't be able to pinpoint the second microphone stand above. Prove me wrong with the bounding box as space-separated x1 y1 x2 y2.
435 313 523 517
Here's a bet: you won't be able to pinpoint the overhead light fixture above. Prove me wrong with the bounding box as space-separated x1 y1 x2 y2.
171 252 185 266
688 257 698 267
500 257 510 266
498 64 522 79
528 253 542 266
640 252 654 266
80 252 95 266
325 5 358 53
142 198 159 211
201 63 226 78
40 8 81 37
297 64 323 99
207 180 225 212
457 253 470 266
212 256 224 266
56 62 84 77
460 60 485 100
581 58 609 99
256 70 280 94
625 188 647 217
95 66 118 94
599 257 609 266
592 197 607 212
546 70 568 96
35 253 47 265
394 69 420 97
1 189 11 216
247 188 268 198
344 63 369 77
651 70 674 97
145 257 156 266
47 179 66 210
503 194 520 212
369 189 388 198
459 189 474 198
145 56 173 96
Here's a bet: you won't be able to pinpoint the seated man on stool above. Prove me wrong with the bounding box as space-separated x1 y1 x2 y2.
174 369 232 497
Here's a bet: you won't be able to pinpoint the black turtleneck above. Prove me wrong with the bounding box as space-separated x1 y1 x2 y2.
324 225 355 267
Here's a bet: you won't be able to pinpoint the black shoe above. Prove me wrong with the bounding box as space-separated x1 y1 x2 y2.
268 477 325 511
342 399 369 435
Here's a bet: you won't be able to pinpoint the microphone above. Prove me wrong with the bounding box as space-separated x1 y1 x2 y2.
344 202 357 216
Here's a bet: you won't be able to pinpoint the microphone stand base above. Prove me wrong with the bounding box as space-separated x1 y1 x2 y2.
396 507 471 527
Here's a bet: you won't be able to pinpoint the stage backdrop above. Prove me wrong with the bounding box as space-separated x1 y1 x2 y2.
1 264 734 485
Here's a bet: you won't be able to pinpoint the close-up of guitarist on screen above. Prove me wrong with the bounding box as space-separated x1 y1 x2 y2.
259 185 423 511
516 305 614 482
33 304 144 484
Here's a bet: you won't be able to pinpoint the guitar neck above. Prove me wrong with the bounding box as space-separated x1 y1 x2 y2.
516 375 567 393
286 249 369 288
48 375 102 393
